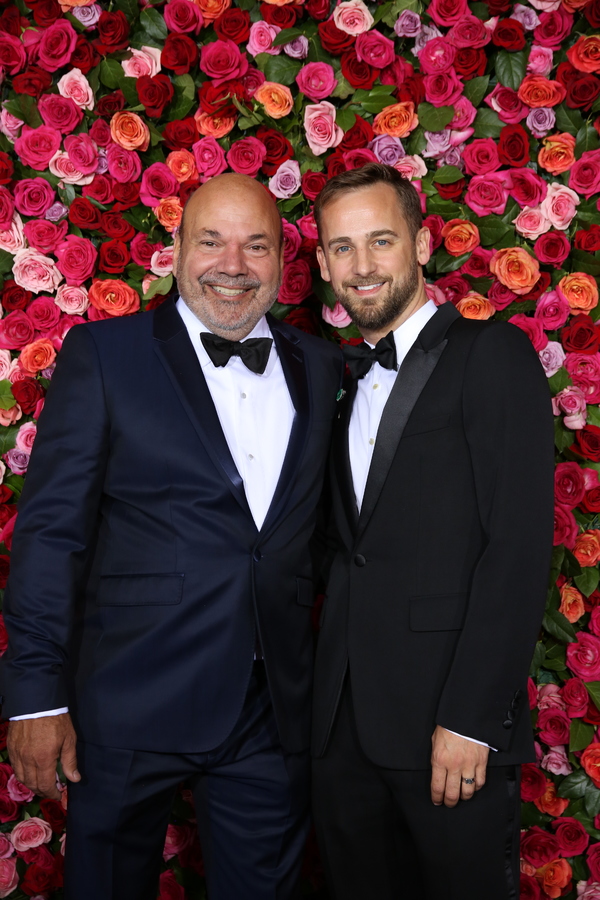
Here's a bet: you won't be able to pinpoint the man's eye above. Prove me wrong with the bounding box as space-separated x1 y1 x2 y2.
201 241 216 248
249 245 267 252
335 246 351 254
374 240 389 247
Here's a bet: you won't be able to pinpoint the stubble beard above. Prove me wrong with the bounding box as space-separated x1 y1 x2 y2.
176 269 281 338
334 254 421 333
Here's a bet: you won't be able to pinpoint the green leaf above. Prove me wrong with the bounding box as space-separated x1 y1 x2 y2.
575 566 600 596
264 55 302 86
64 11 86 31
0 249 14 276
120 77 140 109
272 27 304 47
0 380 15 411
586 681 600 713
140 7 168 42
311 273 337 311
307 35 333 64
572 248 600 276
360 96 396 115
586 778 600 817
530 640 546 674
575 123 600 159
588 405 600 427
571 718 595 753
168 74 196 122
554 417 574 454
547 368 571 396
335 109 356 133
435 249 471 273
114 0 139 22
554 104 584 137
558 769 590 798
543 607 577 643
432 165 464 184
473 108 503 139
143 274 172 300
417 102 454 133
563 548 583 579
331 73 354 100
0 425 19 456
99 58 124 90
495 49 527 92
406 127 427 156
476 215 510 247
462 76 490 108
4 95 42 129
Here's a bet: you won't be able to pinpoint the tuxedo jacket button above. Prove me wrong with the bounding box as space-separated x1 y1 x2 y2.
253 549 262 562
354 554 366 567
503 719 513 729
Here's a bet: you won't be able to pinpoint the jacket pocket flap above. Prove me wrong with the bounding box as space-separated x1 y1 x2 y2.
296 577 315 607
403 415 451 437
409 593 468 632
96 574 185 607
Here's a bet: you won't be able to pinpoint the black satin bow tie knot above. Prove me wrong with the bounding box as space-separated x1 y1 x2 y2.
201 332 273 375
342 331 398 380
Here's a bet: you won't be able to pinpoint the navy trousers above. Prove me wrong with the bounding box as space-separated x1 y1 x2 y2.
64 663 310 900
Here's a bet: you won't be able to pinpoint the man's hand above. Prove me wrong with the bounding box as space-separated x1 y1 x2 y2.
7 713 80 800
430 725 488 808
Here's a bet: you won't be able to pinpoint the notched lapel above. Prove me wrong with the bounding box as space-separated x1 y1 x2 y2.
152 300 253 520
356 303 459 540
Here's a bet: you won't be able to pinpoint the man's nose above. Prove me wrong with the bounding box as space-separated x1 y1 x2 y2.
353 246 377 278
217 244 248 277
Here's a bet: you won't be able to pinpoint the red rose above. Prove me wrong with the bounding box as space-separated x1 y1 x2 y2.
537 707 571 745
199 79 243 117
453 47 487 79
1 279 31 311
260 2 296 27
161 33 198 75
487 0 513 13
39 798 67 834
581 486 600 514
396 74 426 107
159 870 185 900
534 232 570 269
214 7 251 43
0 555 9 589
284 307 320 335
137 74 175 118
520 763 547 801
326 149 347 179
96 90 126 118
584 698 600 725
318 19 355 55
561 314 600 355
11 378 44 415
520 826 560 868
575 224 600 251
82 174 114 206
100 211 135 242
301 170 327 201
341 50 378 89
585 0 600 27
520 874 542 900
566 75 600 111
99 240 130 274
95 10 129 54
573 425 600 461
497 124 530 167
162 118 198 151
112 181 141 211
586 589 600 612
0 721 7 752
70 34 100 74
554 461 586 508
69 197 102 231
12 65 53 97
556 61 579 90
305 0 330 19
492 17 526 50
339 114 374 151
279 259 313 305
519 271 551 302
551 817 590 857
0 6 22 34
0 794 20 823
21 861 54 895
435 178 466 200
256 126 294 176
32 0 61 27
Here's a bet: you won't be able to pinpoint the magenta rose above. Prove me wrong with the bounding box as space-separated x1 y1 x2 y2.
0 310 35 351
89 119 112 148
553 502 578 548
588 844 600 883
418 37 456 75
14 125 62 171
23 220 68 255
565 353 600 404
567 632 600 680
37 19 78 72
534 290 570 331
535 232 570 268
355 30 395 69
296 62 337 102
520 826 560 868
446 14 491 47
0 33 27 75
226 137 267 178
192 137 227 181
569 149 600 201
26 296 62 332
509 167 548 208
423 69 464 107
64 133 99 176
140 163 179 207
282 219 301 262
55 235 98 286
428 0 469 27
536 707 571 746
462 139 500 176
487 281 518 312
0 187 13 231
106 145 143 184
304 101 343 156
534 8 573 48
465 172 510 216
552 817 590 857
130 233 164 269
561 678 589 717
555 461 586 508
279 259 313 305
163 0 203 34
200 39 249 84
38 94 83 134
485 83 529 124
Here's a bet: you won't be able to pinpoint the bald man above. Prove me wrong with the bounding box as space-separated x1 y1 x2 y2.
1 175 342 900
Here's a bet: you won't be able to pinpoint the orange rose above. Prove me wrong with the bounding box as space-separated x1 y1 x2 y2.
254 82 294 119
373 102 418 138
456 292 495 320
110 112 150 152
195 110 236 139
558 272 599 312
261 0 295 4
88 279 140 317
535 859 572 900
538 133 576 175
19 339 57 374
517 75 566 108
563 0 592 9
166 150 198 184
533 779 570 817
567 35 600 73
559 583 585 623
581 744 600 788
573 528 600 567
441 219 480 257
154 197 183 233
489 247 540 295
193 0 231 21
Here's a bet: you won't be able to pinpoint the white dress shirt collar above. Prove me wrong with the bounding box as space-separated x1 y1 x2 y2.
365 299 438 370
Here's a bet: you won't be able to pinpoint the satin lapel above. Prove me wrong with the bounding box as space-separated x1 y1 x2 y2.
331 378 358 549
152 300 253 519
356 303 459 542
259 317 310 537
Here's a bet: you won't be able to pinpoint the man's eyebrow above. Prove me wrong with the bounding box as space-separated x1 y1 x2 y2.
328 229 399 248
198 229 221 238
247 233 270 242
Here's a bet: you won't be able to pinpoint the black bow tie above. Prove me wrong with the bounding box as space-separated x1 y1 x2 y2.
342 331 397 380
201 333 273 375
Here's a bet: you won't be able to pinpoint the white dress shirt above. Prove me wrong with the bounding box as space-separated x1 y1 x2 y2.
347 299 493 752
12 298 295 721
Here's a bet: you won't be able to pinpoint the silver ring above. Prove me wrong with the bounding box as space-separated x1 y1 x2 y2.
462 777 475 785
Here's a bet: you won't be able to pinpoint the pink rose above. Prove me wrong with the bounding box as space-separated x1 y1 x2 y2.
55 235 98 285
355 30 395 69
49 151 95 187
12 248 62 294
0 33 27 75
541 745 572 775
322 301 352 328
540 183 580 230
553 384 587 429
418 36 456 74
534 8 573 48
535 290 570 330
10 816 52 851
26 296 62 332
578 883 600 900
296 212 318 240
462 139 500 176
509 167 548 207
569 149 600 201
304 102 343 156
423 69 464 107
37 19 77 72
296 62 337 102
278 259 312 305
130 233 164 269
446 14 491 47
583 468 600 491
0 858 18 898
539 341 566 377
565 353 600 404
527 44 554 75
226 137 267 178
269 160 301 199
140 163 179 207
121 46 162 79
150 248 174 277
201 39 250 82
163 823 193 861
561 677 589 717
567 632 600 680
464 172 510 216
555 461 586 508
163 0 203 34
333 0 374 35
64 133 99 176
14 125 61 171
106 144 142 184
282 220 301 262
0 109 23 143
57 67 95 110
0 836 12 861
246 22 281 58
55 284 89 315
513 206 551 240
485 83 529 124
23 220 68 255
38 94 83 135
191 136 227 182
449 96 477 130
0 311 35 351
0 214 25 255
13 177 55 218
6 773 34 802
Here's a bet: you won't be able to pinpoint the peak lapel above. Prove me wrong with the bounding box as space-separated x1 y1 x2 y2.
356 303 460 541
152 300 253 521
331 378 359 548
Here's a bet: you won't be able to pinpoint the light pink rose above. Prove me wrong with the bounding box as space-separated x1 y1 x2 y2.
0 351 11 381
12 248 62 293
425 282 448 305
57 67 94 110
0 857 18 898
121 46 162 79
14 125 61 170
37 19 77 72
540 183 580 230
512 3 541 30
55 235 97 285
0 109 23 142
37 93 83 134
527 44 554 75
322 302 352 328
55 284 89 315
296 62 337 102
192 136 227 182
529 0 561 10
539 341 566 377
355 30 395 69
578 883 600 900
538 683 566 710
333 0 374 34
49 151 95 186
304 101 343 156
541 745 573 775
269 159 301 199
394 155 428 179
226 137 266 178
246 22 281 58
150 247 174 277
10 817 52 852
583 467 599 490
284 36 309 59
0 214 25 254
0 405 21 427
0 836 12 861
6 772 35 801
535 289 570 330
513 205 551 240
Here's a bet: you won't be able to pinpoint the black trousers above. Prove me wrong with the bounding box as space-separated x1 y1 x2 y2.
64 663 310 900
312 681 520 900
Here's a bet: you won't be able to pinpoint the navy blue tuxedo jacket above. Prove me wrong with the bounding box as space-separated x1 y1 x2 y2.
1 300 342 754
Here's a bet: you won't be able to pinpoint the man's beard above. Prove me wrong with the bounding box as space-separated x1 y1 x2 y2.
334 254 420 333
176 269 280 335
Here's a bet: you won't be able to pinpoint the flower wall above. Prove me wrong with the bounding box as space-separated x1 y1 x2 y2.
0 0 599 895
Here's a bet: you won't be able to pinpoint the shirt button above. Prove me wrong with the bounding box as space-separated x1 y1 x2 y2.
373 384 379 390
368 438 375 445
248 454 254 460
241 392 247 399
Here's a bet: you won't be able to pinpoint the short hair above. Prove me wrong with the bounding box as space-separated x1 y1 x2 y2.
313 163 423 242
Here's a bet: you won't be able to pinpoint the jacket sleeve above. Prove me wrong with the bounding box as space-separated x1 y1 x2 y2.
435 322 554 752
0 324 110 718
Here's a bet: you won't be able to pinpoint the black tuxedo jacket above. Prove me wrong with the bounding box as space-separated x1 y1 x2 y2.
312 303 554 769
1 300 342 754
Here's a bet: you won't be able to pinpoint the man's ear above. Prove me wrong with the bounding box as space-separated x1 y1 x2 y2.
172 234 181 276
316 244 331 283
416 227 431 267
